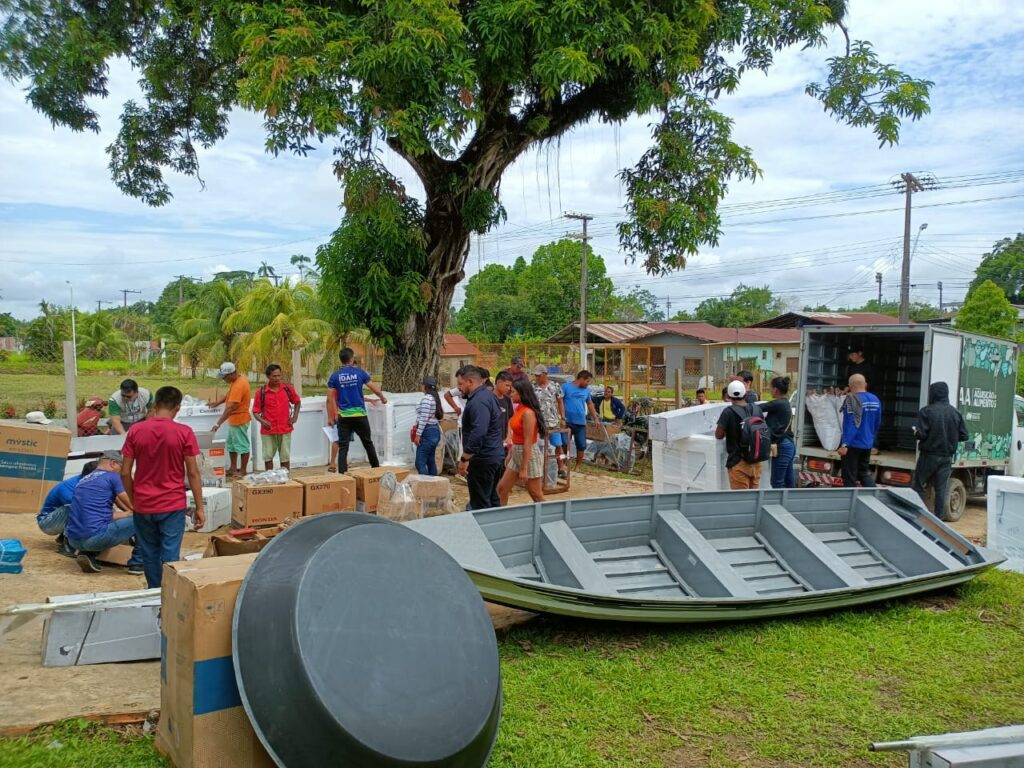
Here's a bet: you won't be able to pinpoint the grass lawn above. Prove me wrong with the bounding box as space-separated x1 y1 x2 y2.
3 570 1023 767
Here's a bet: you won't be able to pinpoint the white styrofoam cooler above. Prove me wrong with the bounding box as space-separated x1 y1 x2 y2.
653 434 772 493
986 475 1024 573
648 402 728 443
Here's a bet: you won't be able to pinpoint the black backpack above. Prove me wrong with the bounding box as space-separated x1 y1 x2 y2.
732 404 771 464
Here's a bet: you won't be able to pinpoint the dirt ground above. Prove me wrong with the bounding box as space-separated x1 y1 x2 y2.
0 465 654 732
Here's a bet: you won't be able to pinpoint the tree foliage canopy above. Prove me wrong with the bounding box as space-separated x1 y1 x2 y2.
694 284 784 327
955 280 1018 340
452 240 664 341
968 234 1024 305
0 0 931 385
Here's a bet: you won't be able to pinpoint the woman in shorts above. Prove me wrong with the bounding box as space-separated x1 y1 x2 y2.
496 378 547 504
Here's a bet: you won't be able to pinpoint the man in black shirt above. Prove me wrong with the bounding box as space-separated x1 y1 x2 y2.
844 343 875 390
737 370 759 404
715 380 765 489
457 367 505 510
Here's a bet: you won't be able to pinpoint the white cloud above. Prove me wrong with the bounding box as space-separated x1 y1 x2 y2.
1 0 1023 320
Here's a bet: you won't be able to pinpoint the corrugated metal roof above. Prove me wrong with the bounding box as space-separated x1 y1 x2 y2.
545 322 657 343
752 311 901 328
441 334 481 357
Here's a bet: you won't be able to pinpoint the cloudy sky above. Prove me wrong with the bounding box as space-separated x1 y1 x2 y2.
1 0 1022 322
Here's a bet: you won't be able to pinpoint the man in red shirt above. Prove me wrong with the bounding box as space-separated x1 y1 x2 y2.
252 363 302 470
120 386 205 588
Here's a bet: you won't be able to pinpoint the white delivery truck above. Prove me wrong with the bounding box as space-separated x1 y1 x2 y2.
794 324 1021 521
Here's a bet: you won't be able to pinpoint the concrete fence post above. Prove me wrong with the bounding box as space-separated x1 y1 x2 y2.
63 340 77 421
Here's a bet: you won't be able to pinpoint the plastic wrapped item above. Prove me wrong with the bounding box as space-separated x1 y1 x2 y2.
248 468 291 486
377 478 421 522
805 393 844 451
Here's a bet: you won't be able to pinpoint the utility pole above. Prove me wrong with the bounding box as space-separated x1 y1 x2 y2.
96 299 114 313
875 272 883 306
937 281 943 313
564 212 593 371
665 297 672 320
120 288 142 310
895 172 935 323
174 275 199 304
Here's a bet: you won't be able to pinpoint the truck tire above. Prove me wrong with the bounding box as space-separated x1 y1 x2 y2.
942 477 967 522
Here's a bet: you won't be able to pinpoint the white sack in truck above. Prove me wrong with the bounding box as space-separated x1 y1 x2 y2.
805 393 844 451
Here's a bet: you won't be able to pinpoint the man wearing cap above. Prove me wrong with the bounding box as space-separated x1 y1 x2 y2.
38 460 98 556
209 362 252 478
66 451 144 574
844 343 875 390
533 365 566 477
504 356 529 383
77 396 107 437
715 380 766 489
122 386 204 588
108 379 152 435
328 347 388 474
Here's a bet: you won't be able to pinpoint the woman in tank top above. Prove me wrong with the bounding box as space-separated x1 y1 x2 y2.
496 378 547 504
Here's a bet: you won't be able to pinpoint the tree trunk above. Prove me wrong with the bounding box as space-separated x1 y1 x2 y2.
380 221 470 391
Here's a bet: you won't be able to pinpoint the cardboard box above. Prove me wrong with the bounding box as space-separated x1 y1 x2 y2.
347 466 410 513
296 474 356 516
0 423 71 513
404 474 450 500
97 544 133 567
230 478 303 528
187 487 232 532
203 525 284 558
157 556 274 768
198 440 227 487
195 387 224 405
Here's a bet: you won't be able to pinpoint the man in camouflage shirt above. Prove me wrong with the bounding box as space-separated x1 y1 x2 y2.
532 366 566 478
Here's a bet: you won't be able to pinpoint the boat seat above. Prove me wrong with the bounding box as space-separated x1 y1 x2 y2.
405 514 507 575
538 521 614 593
759 505 870 589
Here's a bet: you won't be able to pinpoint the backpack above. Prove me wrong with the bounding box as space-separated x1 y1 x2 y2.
258 384 298 413
732 404 772 464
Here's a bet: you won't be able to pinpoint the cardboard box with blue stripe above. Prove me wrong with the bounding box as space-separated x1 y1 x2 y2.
157 554 273 768
0 423 70 513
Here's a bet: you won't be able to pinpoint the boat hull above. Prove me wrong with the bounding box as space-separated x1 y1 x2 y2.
407 487 1003 623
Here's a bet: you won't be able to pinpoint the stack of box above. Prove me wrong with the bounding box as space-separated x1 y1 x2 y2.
0 539 26 574
295 475 357 517
347 467 410 513
230 478 304 528
157 555 274 768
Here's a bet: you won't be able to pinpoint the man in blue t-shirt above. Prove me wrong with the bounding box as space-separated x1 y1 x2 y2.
327 347 388 473
37 460 99 555
66 451 143 574
561 370 599 473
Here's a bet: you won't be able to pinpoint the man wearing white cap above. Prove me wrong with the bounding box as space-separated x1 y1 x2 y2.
209 362 252 477
715 380 769 490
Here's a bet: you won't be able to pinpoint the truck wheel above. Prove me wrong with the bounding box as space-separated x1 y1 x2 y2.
942 477 967 522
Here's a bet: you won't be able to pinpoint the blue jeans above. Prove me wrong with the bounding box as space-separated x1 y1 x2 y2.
133 510 186 589
37 504 71 536
771 436 797 489
67 516 143 566
415 424 441 476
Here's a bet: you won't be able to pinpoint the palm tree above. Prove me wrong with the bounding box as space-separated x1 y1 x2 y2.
175 280 249 369
290 253 311 280
225 279 333 374
77 312 131 360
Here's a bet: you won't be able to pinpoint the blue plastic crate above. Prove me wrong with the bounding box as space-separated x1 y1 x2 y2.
0 539 27 565
0 562 23 574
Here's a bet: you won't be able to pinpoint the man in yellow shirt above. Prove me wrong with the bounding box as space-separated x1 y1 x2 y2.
210 362 253 478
